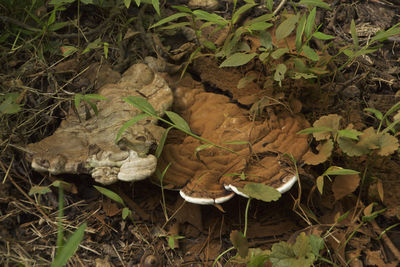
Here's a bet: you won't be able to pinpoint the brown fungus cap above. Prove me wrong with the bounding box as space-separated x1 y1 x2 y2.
158 79 310 205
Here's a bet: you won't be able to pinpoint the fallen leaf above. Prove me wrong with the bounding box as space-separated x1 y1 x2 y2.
332 174 360 201
303 139 333 165
312 114 342 140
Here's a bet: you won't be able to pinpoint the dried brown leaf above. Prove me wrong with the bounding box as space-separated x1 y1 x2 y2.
332 174 360 201
312 114 342 141
303 139 333 165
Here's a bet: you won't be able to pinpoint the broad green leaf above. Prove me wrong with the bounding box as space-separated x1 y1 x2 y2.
324 167 359 176
94 185 125 206
350 19 359 49
244 14 274 25
51 223 86 267
230 230 249 258
0 93 21 114
237 183 281 202
193 10 227 26
122 207 132 219
247 21 273 31
82 38 102 54
220 53 257 67
337 129 363 140
155 126 173 158
265 0 274 11
292 72 317 80
312 31 335 40
115 113 148 142
274 63 287 86
296 14 306 52
135 0 140 6
309 235 324 256
49 0 75 4
232 3 257 25
305 7 316 39
298 0 331 9
124 96 157 116
29 186 52 196
271 48 289 60
149 13 189 29
302 45 319 61
276 14 299 41
316 176 324 194
165 111 191 132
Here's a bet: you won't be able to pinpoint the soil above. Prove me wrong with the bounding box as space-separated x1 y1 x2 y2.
1 0 400 266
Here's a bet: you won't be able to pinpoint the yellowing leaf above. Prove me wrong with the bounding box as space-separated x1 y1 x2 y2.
332 174 360 201
377 131 399 156
316 176 324 194
303 139 333 165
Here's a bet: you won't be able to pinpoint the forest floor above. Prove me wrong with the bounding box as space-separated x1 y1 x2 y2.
1 0 400 266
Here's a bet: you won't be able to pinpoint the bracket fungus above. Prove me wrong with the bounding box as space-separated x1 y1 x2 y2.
158 78 310 205
26 63 173 184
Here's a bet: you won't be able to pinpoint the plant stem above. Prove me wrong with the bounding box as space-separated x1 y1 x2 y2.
244 198 251 237
56 183 64 256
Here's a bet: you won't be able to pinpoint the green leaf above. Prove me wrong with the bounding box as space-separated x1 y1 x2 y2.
84 94 108 101
48 21 70 31
165 111 191 132
383 101 400 118
155 126 172 158
223 140 249 145
149 13 189 29
276 14 299 41
61 46 78 57
220 53 257 67
172 5 193 13
271 48 289 60
29 186 52 196
152 0 160 15
298 0 331 9
194 144 214 161
274 64 287 86
237 183 281 202
0 93 21 115
316 176 324 194
337 129 363 140
124 96 157 116
230 230 249 258
247 21 273 31
305 7 316 39
302 45 319 61
124 0 131 8
312 31 335 40
350 19 359 49
296 14 306 51
51 223 86 267
122 207 131 220
115 113 148 142
364 108 384 120
237 75 256 89
192 10 227 26
324 167 359 176
309 235 324 256
371 22 400 43
93 185 125 206
232 3 257 25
